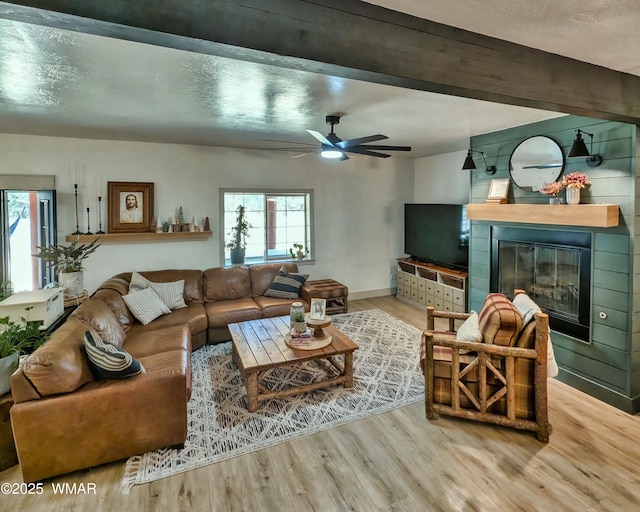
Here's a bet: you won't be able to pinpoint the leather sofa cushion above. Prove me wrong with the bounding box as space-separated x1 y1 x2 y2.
125 324 192 360
204 266 250 301
250 263 299 297
205 297 261 328
21 318 95 397
91 288 135 332
70 298 127 348
127 304 207 342
134 269 204 304
254 295 309 318
95 275 130 296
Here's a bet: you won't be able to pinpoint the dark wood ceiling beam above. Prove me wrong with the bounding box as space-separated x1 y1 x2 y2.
1 0 639 123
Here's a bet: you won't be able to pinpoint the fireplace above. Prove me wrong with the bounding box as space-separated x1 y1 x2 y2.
490 226 592 342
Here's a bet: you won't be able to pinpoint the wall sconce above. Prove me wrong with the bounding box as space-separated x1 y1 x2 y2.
462 149 497 175
568 129 603 167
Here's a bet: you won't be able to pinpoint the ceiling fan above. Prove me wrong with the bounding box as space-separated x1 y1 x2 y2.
262 115 412 161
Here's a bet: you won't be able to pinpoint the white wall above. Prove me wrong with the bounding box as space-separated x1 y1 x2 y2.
0 134 414 295
413 150 470 203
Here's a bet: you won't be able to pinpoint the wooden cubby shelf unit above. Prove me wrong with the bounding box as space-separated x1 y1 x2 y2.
65 231 212 244
396 259 468 323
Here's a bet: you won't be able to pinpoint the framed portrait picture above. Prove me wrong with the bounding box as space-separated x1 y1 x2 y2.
486 179 510 204
310 298 327 320
108 182 154 233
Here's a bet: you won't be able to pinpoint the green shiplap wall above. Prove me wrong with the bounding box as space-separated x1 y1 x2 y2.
468 116 638 412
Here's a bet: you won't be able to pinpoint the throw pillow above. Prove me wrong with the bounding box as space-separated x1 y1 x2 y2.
264 267 309 299
129 272 187 310
123 287 171 325
456 310 482 342
83 330 145 379
478 293 523 346
512 293 541 326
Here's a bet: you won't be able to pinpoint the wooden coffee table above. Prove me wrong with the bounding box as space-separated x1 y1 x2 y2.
229 316 359 412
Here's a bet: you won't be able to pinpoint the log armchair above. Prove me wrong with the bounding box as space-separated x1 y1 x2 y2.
421 290 550 442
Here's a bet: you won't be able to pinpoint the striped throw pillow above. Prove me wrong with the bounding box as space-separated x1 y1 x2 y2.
123 287 171 325
264 269 309 299
129 272 187 310
478 293 523 346
83 330 145 380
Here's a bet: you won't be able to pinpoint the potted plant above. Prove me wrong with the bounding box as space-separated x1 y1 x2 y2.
0 308 49 394
226 205 251 264
289 243 309 260
33 237 102 297
561 171 591 205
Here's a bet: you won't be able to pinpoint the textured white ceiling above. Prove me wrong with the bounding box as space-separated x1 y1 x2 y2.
1 2 637 158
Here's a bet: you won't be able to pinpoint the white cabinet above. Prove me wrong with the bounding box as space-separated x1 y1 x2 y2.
396 259 468 318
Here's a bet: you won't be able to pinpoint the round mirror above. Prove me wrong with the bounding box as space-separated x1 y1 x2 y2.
509 136 565 191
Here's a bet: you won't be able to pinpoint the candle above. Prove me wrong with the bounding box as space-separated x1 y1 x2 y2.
74 162 78 184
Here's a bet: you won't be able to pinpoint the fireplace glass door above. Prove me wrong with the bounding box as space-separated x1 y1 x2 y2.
498 242 580 322
491 227 591 342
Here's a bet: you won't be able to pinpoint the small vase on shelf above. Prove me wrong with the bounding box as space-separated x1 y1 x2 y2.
549 196 562 205
566 187 580 205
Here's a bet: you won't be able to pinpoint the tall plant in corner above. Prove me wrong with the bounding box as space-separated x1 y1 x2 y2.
226 205 251 264
33 237 102 297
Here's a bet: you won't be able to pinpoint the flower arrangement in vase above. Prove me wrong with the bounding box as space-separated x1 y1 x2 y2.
540 181 564 204
562 171 591 205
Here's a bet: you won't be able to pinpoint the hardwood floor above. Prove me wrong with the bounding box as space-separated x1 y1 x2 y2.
2 296 640 511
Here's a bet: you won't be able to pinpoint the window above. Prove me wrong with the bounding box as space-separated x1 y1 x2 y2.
221 190 313 264
0 175 57 292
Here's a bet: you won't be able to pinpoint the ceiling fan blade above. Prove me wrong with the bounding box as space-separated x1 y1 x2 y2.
344 147 391 158
336 134 387 149
356 145 412 152
257 138 316 146
306 129 334 146
255 147 319 151
291 151 319 159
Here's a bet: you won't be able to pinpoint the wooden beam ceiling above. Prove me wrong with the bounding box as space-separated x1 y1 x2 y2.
1 0 639 123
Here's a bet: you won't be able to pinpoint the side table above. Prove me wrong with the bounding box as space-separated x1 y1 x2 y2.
302 279 349 315
0 392 17 471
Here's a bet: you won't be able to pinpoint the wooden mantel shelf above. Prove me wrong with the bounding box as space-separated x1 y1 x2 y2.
466 203 619 228
65 231 212 243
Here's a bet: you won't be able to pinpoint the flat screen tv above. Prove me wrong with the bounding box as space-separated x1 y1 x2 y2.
404 203 469 270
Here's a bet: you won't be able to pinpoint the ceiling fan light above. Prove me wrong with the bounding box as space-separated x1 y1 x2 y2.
320 148 344 159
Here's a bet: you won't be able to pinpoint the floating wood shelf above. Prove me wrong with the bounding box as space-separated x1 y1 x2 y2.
466 204 619 228
65 231 212 243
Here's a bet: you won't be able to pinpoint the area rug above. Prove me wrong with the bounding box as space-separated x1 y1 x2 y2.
121 309 424 493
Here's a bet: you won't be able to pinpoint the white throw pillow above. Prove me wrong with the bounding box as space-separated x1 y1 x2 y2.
456 310 482 342
123 287 171 325
129 272 187 310
512 293 541 326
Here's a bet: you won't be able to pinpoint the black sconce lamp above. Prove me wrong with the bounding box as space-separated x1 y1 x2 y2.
568 129 603 167
462 149 497 175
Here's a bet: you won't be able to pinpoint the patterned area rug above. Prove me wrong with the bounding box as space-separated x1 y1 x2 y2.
121 309 424 493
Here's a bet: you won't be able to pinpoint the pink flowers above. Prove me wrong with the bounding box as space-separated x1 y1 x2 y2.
541 172 591 197
540 181 564 197
562 171 591 189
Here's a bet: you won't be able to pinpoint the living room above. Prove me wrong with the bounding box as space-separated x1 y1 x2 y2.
2 1 640 510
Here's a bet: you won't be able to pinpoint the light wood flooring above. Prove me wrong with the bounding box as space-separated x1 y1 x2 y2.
2 296 640 511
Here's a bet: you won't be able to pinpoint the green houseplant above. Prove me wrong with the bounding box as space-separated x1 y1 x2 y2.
225 205 251 264
0 308 49 394
33 237 102 297
289 243 309 260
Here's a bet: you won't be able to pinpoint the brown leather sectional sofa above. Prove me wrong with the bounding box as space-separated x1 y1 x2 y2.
10 263 309 482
